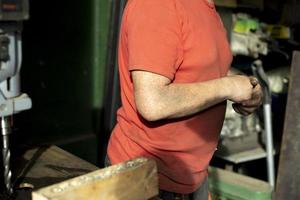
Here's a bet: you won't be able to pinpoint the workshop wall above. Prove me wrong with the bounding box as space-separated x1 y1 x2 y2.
14 0 111 165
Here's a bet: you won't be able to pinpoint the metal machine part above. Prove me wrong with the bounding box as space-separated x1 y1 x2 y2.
219 100 262 157
1 117 12 194
252 60 275 189
221 101 261 139
267 66 290 94
0 0 29 21
230 13 268 58
0 0 31 194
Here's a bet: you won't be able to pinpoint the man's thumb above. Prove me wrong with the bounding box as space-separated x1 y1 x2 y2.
250 77 258 87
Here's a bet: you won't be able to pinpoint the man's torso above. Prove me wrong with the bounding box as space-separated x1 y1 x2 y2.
108 0 232 193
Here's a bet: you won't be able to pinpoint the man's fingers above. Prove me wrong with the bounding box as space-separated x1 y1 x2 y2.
232 103 252 116
232 103 243 115
249 76 259 88
242 97 262 107
242 84 263 107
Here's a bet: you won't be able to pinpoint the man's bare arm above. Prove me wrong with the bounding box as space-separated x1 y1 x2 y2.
132 70 254 121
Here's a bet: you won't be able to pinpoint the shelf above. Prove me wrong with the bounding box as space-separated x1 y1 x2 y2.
215 0 237 8
215 146 275 164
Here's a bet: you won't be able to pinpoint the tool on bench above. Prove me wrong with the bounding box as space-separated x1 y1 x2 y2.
0 0 31 194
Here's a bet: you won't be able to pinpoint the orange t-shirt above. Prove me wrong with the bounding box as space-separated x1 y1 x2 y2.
108 0 232 194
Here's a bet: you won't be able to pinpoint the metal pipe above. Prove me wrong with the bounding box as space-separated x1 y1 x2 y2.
252 60 275 189
264 103 275 188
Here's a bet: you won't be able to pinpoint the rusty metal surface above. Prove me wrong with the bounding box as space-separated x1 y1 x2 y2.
276 51 300 199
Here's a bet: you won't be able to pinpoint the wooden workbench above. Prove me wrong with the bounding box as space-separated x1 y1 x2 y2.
10 146 158 200
14 145 98 191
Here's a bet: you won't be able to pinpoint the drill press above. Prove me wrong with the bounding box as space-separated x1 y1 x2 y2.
0 0 31 194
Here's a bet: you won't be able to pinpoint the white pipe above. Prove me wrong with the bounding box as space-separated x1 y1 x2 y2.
264 103 275 188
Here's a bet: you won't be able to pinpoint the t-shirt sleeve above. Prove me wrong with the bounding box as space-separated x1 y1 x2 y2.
126 0 183 80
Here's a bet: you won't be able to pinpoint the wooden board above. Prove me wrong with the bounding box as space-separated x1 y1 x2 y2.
14 145 98 190
32 157 158 200
276 51 300 199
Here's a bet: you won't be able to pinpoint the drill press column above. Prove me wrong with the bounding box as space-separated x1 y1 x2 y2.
0 0 31 194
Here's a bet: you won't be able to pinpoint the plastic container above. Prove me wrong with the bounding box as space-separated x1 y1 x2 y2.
208 167 273 200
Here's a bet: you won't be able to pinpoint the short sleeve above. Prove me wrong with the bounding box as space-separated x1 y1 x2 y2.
126 0 182 80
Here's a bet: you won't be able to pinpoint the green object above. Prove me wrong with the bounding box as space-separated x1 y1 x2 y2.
92 0 111 109
209 167 273 200
233 19 259 34
19 0 112 164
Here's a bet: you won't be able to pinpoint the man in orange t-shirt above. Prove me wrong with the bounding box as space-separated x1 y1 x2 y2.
107 0 263 199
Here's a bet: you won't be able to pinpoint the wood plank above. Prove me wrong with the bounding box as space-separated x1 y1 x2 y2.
32 157 158 200
276 51 300 199
14 146 98 190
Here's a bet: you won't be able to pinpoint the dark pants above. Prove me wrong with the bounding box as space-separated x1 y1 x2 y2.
105 156 209 200
159 178 208 200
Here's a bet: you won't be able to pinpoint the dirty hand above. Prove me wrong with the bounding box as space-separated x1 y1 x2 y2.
232 77 263 115
226 75 254 103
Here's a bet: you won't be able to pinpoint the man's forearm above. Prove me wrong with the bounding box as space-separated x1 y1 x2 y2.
133 71 254 121
155 79 230 119
134 77 231 121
